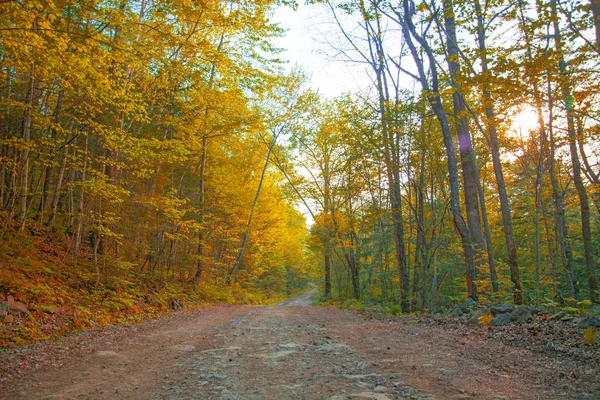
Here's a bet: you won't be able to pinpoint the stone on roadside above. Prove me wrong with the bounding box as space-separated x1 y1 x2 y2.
550 311 565 320
449 306 463 317
578 316 600 329
490 304 514 315
583 304 600 316
510 306 533 323
530 306 548 316
464 297 477 307
467 308 490 325
491 312 512 326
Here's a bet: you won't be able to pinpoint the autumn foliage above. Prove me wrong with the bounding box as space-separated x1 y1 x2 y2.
0 0 313 347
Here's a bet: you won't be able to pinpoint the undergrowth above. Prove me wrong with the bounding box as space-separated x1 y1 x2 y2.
0 230 285 348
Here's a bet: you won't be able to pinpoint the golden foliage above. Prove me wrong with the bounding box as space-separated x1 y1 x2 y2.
583 327 597 347
479 313 493 326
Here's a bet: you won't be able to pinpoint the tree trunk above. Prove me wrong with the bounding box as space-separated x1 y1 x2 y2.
552 0 598 302
400 0 477 300
18 62 35 232
366 9 409 311
548 116 575 298
474 0 521 301
74 134 88 256
442 0 486 287
193 136 207 285
591 0 600 51
228 131 279 280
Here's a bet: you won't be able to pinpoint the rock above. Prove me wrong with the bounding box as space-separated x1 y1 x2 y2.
171 345 195 351
209 374 230 381
343 374 377 380
373 386 389 393
318 343 350 352
550 311 565 320
441 369 458 376
583 305 600 316
491 312 512 326
96 350 118 357
510 306 533 323
200 346 241 353
278 343 300 349
530 307 548 316
467 308 491 325
253 350 296 359
578 316 600 328
0 302 8 317
490 304 514 315
349 393 392 400
449 306 463 317
463 297 477 310
7 295 30 315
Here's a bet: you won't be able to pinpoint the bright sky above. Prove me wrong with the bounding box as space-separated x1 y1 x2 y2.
271 3 367 98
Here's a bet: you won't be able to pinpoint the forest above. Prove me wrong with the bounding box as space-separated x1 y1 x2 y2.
0 0 599 347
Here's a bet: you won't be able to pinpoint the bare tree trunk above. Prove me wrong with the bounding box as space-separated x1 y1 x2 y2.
400 0 477 300
541 194 559 297
412 158 425 311
74 134 88 255
364 6 409 311
591 0 600 50
474 0 522 298
323 242 333 301
574 119 600 216
547 90 575 298
18 62 35 232
552 0 598 302
193 136 207 285
228 131 279 280
442 0 486 290
47 143 69 227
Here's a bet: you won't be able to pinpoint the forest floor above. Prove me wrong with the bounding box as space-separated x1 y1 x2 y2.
0 289 599 400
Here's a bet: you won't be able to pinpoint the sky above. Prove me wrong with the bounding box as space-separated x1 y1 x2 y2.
270 3 368 98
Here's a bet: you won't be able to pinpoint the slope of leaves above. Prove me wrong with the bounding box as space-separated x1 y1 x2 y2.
0 227 287 349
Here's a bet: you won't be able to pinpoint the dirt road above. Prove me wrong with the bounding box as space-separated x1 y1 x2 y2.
1 290 598 399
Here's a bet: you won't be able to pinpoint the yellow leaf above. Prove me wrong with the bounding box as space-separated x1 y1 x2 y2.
583 327 596 347
479 313 493 326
